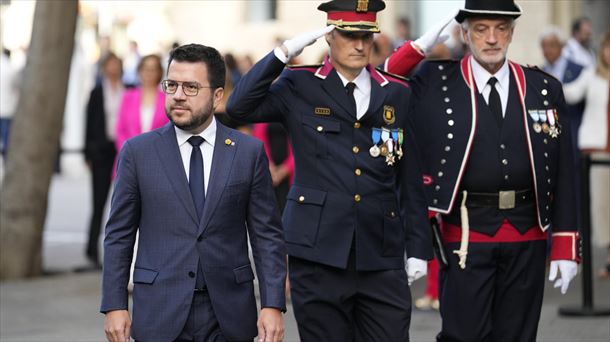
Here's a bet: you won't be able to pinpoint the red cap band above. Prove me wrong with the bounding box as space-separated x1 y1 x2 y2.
327 11 376 22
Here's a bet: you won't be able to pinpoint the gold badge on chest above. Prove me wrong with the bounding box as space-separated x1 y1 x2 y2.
383 105 395 125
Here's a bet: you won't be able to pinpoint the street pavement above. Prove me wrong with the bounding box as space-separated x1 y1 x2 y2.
1 173 609 341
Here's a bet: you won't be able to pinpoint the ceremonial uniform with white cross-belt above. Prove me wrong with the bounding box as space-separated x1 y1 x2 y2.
227 1 432 339
385 1 580 340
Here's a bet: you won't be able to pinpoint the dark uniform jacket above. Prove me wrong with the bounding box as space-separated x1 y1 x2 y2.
227 52 432 271
386 49 579 254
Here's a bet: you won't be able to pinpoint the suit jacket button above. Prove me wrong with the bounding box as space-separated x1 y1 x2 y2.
316 126 323 132
354 122 361 129
188 271 195 278
298 196 305 202
354 194 361 202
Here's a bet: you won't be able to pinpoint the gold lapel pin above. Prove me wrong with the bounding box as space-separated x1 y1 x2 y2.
225 138 235 146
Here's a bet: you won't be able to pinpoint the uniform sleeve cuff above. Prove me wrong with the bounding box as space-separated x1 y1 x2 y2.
383 40 425 76
550 232 581 263
273 47 289 64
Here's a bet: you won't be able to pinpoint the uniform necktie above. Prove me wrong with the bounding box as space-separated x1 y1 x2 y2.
346 82 357 116
487 77 503 127
187 136 206 219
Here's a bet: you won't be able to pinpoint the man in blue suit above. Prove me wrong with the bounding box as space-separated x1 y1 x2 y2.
227 1 432 340
101 44 286 342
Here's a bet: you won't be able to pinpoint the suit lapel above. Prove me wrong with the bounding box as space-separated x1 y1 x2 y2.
155 123 199 225
198 123 237 235
321 71 356 117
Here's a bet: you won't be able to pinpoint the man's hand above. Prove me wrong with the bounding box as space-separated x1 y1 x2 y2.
281 25 335 59
104 310 131 342
406 257 428 286
412 11 458 55
257 308 284 342
549 260 578 294
270 164 290 186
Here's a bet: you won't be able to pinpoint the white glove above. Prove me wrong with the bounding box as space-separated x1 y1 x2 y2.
406 257 428 286
282 25 335 60
412 11 458 55
549 260 578 294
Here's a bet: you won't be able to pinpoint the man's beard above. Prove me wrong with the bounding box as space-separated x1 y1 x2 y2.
166 101 214 132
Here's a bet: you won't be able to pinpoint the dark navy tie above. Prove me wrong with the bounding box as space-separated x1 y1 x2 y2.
346 82 357 116
487 77 503 127
187 136 206 219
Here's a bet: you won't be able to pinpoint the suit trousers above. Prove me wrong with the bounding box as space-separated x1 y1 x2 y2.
174 291 225 342
86 145 116 263
437 240 547 342
289 251 412 342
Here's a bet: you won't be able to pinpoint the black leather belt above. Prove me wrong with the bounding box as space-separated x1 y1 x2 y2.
458 189 534 209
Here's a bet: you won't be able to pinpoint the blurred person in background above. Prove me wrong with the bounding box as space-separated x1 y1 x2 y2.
224 53 242 87
81 52 124 270
563 17 596 68
393 17 412 49
122 40 141 88
0 48 19 160
563 30 610 278
370 33 393 67
115 54 168 155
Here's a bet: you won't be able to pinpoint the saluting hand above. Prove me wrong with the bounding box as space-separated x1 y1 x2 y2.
281 25 336 60
257 307 285 342
412 10 458 55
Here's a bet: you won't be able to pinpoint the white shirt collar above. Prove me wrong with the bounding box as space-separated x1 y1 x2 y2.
336 67 371 94
471 56 510 94
175 116 217 147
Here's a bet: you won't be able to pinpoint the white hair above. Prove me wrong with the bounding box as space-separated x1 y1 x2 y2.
539 26 567 44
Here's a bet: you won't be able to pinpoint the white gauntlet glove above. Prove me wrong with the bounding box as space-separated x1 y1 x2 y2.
406 257 428 286
413 11 458 55
549 260 578 294
278 25 336 62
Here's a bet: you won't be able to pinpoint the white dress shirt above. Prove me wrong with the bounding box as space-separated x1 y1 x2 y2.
471 56 510 117
102 79 124 140
336 68 371 119
175 117 216 195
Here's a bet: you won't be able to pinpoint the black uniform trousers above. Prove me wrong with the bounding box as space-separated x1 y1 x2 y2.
289 250 412 342
86 143 116 263
437 240 547 342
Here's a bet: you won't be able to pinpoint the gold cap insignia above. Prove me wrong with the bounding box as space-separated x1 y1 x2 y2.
356 0 369 12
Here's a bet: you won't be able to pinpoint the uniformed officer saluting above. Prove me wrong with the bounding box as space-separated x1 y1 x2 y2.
385 0 581 341
227 0 434 340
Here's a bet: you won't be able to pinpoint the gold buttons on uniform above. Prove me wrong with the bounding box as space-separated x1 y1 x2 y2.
355 168 362 176
390 211 396 218
316 126 323 132
352 146 360 153
354 122 361 129
354 194 361 202
298 196 305 202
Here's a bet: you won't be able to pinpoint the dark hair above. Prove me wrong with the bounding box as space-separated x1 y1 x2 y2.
168 44 226 89
101 51 122 70
571 17 591 35
137 54 163 84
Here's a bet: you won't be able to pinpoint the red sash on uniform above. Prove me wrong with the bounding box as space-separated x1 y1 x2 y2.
442 219 546 243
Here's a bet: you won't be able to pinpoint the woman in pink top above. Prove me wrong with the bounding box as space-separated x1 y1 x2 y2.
115 54 168 153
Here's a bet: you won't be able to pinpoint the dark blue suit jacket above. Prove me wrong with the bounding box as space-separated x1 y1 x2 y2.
227 52 432 271
100 121 286 341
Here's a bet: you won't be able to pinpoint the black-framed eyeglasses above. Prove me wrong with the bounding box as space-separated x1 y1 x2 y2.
161 80 213 96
